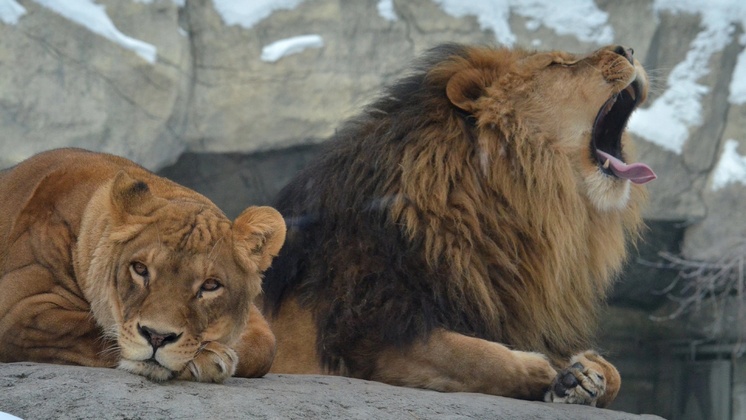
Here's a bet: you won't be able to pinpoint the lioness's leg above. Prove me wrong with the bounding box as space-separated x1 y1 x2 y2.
547 350 620 408
232 304 276 378
177 305 275 382
0 266 117 367
372 329 557 401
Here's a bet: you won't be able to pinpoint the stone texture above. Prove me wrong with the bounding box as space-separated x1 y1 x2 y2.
0 0 188 170
0 363 663 420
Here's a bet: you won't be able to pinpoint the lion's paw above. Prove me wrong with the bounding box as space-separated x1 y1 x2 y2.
545 357 606 406
178 342 238 383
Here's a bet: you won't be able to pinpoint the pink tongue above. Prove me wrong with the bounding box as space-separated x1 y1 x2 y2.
596 150 657 184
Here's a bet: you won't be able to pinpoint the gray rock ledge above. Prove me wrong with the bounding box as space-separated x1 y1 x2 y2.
0 362 663 419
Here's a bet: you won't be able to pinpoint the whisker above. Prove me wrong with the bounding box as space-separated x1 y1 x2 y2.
208 237 224 262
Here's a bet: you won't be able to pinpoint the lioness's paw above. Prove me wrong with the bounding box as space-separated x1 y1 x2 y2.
545 352 611 406
178 342 238 383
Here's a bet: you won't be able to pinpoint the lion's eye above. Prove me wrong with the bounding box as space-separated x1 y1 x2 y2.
200 278 222 293
131 261 149 277
129 262 150 287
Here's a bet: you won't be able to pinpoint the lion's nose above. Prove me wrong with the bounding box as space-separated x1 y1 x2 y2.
137 324 181 349
612 45 634 64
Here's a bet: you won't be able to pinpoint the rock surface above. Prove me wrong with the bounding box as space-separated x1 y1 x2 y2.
0 362 663 420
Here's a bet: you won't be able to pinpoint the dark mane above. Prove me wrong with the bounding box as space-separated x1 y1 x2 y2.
262 42 643 377
263 43 472 310
263 44 480 374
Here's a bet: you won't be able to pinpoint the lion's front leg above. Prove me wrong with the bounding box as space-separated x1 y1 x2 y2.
372 329 557 400
177 341 238 383
545 351 620 407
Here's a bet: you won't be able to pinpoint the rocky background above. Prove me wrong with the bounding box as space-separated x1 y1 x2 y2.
1 0 746 419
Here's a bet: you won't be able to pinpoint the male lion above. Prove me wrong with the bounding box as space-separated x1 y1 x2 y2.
0 148 285 382
262 44 656 407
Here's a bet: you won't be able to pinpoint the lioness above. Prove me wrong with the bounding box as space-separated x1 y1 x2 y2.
0 148 285 382
262 44 655 407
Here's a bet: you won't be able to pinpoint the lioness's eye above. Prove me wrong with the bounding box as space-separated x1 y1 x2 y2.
200 278 222 293
131 262 149 278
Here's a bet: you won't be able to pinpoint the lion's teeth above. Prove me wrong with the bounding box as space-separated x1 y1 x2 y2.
603 159 611 169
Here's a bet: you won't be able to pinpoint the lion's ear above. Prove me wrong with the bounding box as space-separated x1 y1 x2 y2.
446 68 486 113
110 171 159 220
232 206 287 272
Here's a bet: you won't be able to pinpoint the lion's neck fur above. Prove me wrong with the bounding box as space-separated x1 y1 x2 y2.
314 67 645 357
377 111 643 357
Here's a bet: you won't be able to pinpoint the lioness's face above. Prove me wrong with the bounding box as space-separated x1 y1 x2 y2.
110 210 256 381
523 45 655 210
77 174 285 381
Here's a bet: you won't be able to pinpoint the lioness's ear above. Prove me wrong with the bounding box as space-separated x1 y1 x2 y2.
233 206 287 272
446 68 487 113
110 171 159 220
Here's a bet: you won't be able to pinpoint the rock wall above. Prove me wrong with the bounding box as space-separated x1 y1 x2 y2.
2 0 744 261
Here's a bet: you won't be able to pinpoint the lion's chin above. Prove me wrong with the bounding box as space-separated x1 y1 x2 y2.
118 359 176 382
584 170 632 211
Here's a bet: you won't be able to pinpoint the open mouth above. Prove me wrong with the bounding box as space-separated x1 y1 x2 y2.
591 80 656 184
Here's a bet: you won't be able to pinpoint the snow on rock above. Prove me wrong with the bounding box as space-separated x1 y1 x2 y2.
730 32 746 105
261 34 324 63
377 0 397 22
433 0 613 47
629 0 746 154
712 140 746 190
211 0 305 29
0 0 25 25
31 0 157 63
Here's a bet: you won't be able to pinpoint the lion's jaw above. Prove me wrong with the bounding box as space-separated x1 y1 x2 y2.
584 62 651 211
531 47 654 212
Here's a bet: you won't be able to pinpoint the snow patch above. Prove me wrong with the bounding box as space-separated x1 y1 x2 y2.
432 0 613 47
629 0 746 153
212 0 305 29
730 32 746 105
0 0 26 25
712 140 746 190
377 0 397 22
261 34 324 63
32 0 157 63
432 0 514 45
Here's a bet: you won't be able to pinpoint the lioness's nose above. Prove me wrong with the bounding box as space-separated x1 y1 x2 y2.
138 324 181 349
612 45 634 64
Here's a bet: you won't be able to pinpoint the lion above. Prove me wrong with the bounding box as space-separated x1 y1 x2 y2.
261 44 656 407
0 148 286 382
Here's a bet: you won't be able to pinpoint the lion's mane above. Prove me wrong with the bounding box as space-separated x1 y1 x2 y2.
264 44 645 377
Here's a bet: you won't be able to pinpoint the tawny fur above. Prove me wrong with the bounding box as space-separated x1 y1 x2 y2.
0 148 285 382
263 44 649 407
